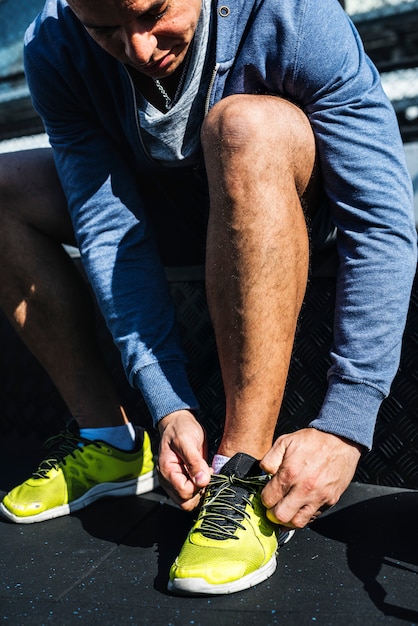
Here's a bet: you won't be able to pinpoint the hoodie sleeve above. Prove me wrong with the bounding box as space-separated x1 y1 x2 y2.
23 3 198 423
289 0 417 448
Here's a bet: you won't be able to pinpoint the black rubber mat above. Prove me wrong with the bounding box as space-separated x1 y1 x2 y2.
0 467 417 625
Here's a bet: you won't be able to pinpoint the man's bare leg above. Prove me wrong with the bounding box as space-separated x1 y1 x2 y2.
202 95 317 461
166 95 321 594
0 148 127 428
150 86 359 527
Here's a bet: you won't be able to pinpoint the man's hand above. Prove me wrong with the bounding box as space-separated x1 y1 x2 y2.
260 428 362 528
157 410 212 511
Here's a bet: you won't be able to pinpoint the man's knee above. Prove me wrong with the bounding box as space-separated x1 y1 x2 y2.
0 148 57 197
0 148 74 243
0 148 54 209
202 94 313 149
201 95 316 190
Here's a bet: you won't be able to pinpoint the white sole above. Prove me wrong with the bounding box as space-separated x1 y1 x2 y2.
168 553 277 595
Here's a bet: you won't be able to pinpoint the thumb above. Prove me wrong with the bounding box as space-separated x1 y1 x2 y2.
183 450 211 488
259 436 286 475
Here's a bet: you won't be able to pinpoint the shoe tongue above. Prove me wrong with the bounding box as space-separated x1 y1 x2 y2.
221 453 260 478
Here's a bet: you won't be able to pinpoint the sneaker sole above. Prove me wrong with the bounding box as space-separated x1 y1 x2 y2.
168 553 277 595
0 469 158 524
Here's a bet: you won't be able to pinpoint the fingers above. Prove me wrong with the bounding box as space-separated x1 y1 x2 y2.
157 410 212 510
262 471 331 528
264 480 330 528
260 428 362 528
157 467 205 512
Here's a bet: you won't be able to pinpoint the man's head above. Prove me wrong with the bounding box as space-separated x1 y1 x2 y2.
66 0 201 78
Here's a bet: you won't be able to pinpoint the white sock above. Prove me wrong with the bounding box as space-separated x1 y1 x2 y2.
79 423 136 451
212 453 231 474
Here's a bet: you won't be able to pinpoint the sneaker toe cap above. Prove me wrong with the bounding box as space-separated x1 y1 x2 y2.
170 558 247 585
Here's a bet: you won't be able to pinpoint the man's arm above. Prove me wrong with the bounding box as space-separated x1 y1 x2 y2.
290 0 417 448
24 8 198 427
252 0 416 525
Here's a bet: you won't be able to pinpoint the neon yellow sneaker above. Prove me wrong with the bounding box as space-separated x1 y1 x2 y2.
168 453 294 595
0 421 157 523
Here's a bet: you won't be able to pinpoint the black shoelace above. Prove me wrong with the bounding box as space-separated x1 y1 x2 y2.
32 429 98 479
194 474 270 541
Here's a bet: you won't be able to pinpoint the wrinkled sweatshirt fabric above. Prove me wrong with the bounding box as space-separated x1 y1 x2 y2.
24 0 417 449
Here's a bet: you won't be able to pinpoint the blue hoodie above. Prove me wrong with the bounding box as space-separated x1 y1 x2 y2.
24 0 417 449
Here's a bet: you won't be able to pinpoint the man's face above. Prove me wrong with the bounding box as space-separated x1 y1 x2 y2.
67 0 202 78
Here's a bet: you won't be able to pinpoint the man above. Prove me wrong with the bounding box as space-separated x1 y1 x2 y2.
0 0 416 595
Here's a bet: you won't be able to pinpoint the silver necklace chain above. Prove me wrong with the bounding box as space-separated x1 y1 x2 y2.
153 46 192 111
153 78 176 111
